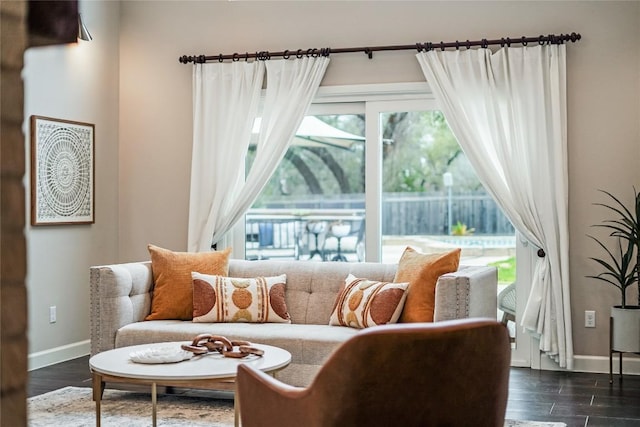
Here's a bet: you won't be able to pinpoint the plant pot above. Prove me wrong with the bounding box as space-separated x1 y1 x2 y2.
611 305 640 353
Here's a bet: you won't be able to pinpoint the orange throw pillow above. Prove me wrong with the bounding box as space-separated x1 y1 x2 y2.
146 244 231 320
395 247 461 323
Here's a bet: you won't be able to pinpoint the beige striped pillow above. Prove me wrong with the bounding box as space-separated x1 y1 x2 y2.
329 274 408 329
191 273 290 323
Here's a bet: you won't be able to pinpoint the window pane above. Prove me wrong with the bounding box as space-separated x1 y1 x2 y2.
379 110 516 340
246 114 365 262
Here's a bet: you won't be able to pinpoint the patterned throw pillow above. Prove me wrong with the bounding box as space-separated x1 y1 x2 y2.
395 247 461 323
329 274 409 329
191 273 291 323
145 245 231 321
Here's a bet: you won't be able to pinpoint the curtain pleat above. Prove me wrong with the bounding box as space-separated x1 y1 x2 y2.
416 45 572 369
188 57 329 252
188 61 264 253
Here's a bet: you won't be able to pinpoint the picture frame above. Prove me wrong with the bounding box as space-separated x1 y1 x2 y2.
30 116 95 225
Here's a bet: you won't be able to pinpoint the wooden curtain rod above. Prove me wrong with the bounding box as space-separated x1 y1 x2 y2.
179 32 581 64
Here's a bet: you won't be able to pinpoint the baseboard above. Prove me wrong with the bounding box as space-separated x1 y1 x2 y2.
573 354 640 376
28 340 90 371
536 352 640 376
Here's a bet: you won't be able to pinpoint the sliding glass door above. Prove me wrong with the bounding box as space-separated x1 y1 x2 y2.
232 86 531 367
244 102 366 262
366 98 529 366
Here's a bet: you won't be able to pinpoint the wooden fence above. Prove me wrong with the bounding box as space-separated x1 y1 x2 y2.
261 191 514 236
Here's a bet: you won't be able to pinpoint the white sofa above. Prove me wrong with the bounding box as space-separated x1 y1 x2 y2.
90 259 497 387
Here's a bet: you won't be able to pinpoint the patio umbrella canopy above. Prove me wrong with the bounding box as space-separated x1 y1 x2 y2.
252 116 365 150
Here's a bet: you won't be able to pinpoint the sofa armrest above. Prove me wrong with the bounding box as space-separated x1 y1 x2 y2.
90 261 153 355
433 265 498 321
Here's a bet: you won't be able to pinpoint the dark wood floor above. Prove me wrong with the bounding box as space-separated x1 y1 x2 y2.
29 356 640 426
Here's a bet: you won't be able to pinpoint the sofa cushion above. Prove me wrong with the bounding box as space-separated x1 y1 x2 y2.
396 247 461 323
115 321 360 386
192 273 290 323
329 274 408 329
145 245 231 321
226 259 399 325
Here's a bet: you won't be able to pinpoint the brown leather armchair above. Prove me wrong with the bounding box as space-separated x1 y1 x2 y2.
236 318 511 427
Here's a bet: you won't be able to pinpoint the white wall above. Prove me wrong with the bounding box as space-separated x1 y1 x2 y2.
24 1 120 368
118 1 640 363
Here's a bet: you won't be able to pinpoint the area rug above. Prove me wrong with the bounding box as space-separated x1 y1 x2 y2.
28 386 566 427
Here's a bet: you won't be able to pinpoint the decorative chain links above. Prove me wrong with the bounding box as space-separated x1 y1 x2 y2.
181 334 264 359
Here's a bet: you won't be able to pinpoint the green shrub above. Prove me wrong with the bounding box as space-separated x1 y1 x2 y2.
489 256 516 285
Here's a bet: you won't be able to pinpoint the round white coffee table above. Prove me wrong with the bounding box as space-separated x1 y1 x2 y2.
89 341 291 427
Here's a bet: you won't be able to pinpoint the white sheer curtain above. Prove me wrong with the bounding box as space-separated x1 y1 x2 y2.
188 57 329 252
417 45 573 369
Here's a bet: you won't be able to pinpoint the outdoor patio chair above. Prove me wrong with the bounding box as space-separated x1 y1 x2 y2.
498 282 516 326
323 218 365 262
296 220 328 260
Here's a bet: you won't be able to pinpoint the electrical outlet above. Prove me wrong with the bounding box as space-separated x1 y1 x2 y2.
49 306 57 324
585 310 595 328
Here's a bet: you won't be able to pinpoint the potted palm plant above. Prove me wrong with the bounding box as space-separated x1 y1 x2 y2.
587 188 640 353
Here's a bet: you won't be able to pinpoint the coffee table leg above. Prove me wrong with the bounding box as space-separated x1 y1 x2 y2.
234 386 240 427
91 373 102 427
152 382 157 427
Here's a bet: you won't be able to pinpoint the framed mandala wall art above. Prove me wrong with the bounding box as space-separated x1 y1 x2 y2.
30 116 95 225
